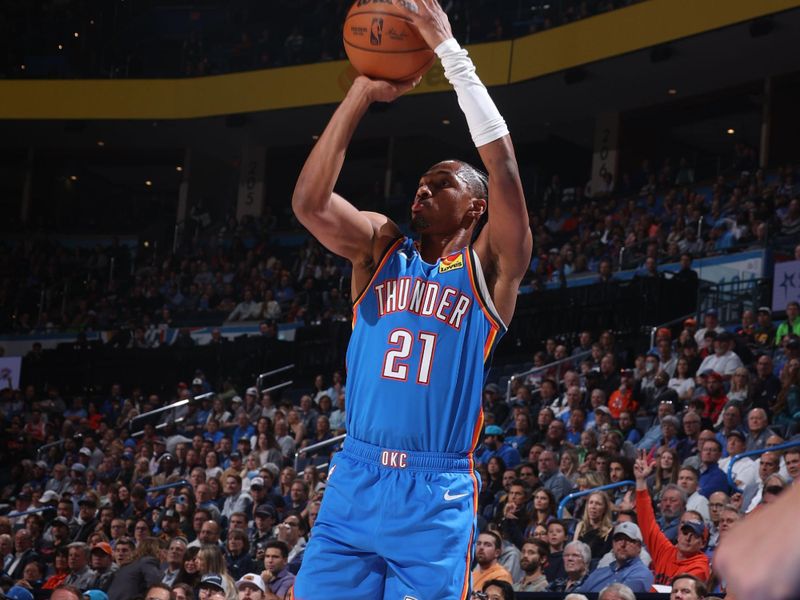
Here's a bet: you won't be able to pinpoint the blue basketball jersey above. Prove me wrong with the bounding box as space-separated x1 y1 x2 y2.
346 236 506 454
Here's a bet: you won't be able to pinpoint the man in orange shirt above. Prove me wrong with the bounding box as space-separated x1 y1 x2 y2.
633 450 710 586
608 370 638 419
472 531 513 591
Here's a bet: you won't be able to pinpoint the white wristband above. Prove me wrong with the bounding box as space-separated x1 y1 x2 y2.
435 38 509 147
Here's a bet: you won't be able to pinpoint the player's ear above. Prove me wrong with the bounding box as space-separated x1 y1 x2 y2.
468 198 487 219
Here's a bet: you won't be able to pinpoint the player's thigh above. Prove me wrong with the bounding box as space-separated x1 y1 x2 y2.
294 453 387 599
293 533 386 600
382 470 478 600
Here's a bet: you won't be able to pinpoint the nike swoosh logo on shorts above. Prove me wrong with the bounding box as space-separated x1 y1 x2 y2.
443 490 470 501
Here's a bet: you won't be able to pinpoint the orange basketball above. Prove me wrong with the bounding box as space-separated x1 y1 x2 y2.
343 0 435 81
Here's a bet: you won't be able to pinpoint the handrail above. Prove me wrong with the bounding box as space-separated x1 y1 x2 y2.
146 479 192 494
37 439 66 456
4 506 53 518
294 434 346 470
129 398 190 433
648 312 696 349
506 350 592 403
726 439 800 493
262 380 293 394
256 365 294 392
557 480 635 519
131 417 184 438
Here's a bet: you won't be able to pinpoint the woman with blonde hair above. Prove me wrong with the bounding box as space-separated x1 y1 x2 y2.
727 367 751 404
195 544 237 600
647 446 680 504
572 491 613 559
559 448 580 483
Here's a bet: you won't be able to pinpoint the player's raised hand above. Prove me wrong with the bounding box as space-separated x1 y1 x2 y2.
351 74 421 103
402 0 454 50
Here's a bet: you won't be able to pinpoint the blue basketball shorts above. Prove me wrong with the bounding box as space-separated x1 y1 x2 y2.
292 436 480 600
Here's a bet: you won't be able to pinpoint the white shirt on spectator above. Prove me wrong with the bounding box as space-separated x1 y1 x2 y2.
686 490 710 522
694 326 726 346
697 351 743 377
718 455 757 489
227 300 262 321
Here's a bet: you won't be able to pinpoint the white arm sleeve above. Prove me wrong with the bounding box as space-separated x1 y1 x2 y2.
435 37 509 147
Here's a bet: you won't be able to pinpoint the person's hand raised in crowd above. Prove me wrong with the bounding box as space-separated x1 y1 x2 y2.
633 449 653 488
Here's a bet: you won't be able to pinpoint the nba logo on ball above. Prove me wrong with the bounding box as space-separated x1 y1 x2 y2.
370 18 383 45
343 0 435 81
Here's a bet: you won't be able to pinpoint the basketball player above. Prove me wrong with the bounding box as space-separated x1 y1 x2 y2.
291 1 532 598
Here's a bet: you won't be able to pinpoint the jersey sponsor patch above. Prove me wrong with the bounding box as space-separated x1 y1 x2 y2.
438 253 464 273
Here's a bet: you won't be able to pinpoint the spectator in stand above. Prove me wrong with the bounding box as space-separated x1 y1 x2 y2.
775 301 800 345
547 541 590 593
694 309 726 346
576 522 653 594
608 370 637 420
676 467 710 522
227 291 262 322
745 407 771 452
698 372 728 424
107 537 162 600
752 307 777 351
537 450 574 502
773 360 800 429
572 491 613 560
742 450 781 512
513 538 549 592
697 439 729 498
260 540 294 600
697 332 744 381
751 355 781 413
472 531 513 591
647 447 679 504
668 358 695 403
718 430 757 489
633 451 710 585
669 574 707 600
64 542 94 591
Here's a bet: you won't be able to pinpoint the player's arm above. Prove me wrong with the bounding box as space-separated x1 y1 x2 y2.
291 77 413 265
407 1 531 324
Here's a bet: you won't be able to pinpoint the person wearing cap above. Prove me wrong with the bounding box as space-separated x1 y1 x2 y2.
88 542 117 591
751 306 776 350
694 309 725 346
235 572 266 600
575 521 653 593
250 503 277 559
633 450 709 584
475 425 521 469
775 300 800 345
197 573 228 600
73 496 99 543
3 585 34 600
260 540 294 599
696 331 743 380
